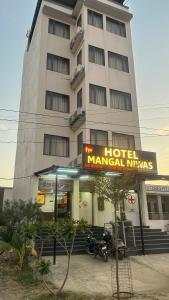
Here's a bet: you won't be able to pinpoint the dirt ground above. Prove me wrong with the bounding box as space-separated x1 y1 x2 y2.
1 254 169 299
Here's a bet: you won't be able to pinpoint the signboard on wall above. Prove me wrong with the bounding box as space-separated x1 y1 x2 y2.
82 144 157 174
146 185 169 193
37 193 45 205
38 178 73 193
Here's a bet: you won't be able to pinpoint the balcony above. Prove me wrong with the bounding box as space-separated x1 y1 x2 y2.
70 64 85 90
70 27 84 54
69 108 86 131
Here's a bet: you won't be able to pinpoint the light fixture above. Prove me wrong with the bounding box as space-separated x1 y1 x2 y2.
57 175 69 179
80 175 90 180
40 174 56 179
57 168 79 174
105 172 122 177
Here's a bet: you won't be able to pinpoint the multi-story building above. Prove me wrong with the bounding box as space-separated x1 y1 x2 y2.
13 0 142 223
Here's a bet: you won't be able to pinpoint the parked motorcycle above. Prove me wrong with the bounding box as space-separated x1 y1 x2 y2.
86 231 109 262
102 230 126 260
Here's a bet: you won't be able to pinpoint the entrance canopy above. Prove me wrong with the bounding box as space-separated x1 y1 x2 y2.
34 164 169 181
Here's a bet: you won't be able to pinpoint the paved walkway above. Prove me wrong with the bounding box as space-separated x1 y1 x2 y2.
49 254 169 298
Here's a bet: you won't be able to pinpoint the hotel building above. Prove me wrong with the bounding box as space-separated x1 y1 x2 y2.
13 0 145 225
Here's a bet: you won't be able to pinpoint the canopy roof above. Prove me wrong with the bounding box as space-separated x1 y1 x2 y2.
34 165 169 182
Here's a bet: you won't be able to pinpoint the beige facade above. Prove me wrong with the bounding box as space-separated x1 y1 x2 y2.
13 0 142 212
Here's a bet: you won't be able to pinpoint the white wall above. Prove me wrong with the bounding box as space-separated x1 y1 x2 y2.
3 188 13 203
79 192 93 224
93 193 113 226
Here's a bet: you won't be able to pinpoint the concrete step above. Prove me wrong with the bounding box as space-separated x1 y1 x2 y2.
134 228 162 233
137 248 169 255
134 226 150 229
133 231 166 236
136 243 169 249
136 239 169 244
129 233 168 239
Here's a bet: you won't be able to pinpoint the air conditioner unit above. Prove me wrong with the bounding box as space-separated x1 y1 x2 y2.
77 26 83 34
71 64 83 81
76 64 83 73
70 27 84 52
77 107 83 116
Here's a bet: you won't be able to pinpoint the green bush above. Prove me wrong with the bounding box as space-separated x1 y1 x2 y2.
16 266 39 286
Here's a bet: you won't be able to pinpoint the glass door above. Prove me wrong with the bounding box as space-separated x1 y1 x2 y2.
57 191 71 219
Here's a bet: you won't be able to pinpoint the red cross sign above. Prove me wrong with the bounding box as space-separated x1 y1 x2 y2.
128 195 136 205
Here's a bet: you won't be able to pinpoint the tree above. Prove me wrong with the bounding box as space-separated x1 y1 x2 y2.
94 174 134 299
0 199 43 228
47 218 87 295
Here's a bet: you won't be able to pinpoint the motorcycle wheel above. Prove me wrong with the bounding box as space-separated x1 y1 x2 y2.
118 251 124 260
103 252 108 262
86 247 94 255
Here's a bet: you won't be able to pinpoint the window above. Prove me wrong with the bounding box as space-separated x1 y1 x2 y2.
77 50 82 65
89 84 107 106
48 19 70 39
147 195 159 220
45 91 69 113
110 89 132 111
106 17 126 37
47 53 69 75
161 196 169 219
77 132 83 155
77 15 82 27
44 134 69 157
89 45 105 66
90 129 108 146
77 89 82 108
112 133 135 149
108 51 129 72
88 9 103 29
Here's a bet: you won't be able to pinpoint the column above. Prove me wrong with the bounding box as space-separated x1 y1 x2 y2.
157 195 163 220
140 181 149 226
93 193 98 226
72 179 80 220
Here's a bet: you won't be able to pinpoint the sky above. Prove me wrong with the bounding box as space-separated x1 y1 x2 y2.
0 0 169 187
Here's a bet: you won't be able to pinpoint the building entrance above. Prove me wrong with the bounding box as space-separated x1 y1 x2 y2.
57 191 71 219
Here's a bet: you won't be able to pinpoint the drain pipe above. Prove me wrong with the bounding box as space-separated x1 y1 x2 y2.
136 179 145 255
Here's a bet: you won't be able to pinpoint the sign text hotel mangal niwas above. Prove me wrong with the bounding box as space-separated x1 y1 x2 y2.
83 144 157 174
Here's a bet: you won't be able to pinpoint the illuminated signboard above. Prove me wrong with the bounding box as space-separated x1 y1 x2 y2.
82 144 157 174
37 193 45 205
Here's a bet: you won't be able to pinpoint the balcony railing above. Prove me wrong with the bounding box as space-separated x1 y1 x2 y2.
148 212 169 220
69 108 86 131
70 27 84 54
70 64 85 90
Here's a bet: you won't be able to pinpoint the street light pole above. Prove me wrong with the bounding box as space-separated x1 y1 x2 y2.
136 179 145 255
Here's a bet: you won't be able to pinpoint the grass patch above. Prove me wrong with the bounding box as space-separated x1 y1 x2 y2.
16 267 39 287
35 292 113 300
35 292 91 300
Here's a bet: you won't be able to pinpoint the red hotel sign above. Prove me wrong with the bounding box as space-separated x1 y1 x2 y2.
83 144 157 174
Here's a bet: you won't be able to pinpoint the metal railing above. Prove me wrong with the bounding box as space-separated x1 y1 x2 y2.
104 221 136 249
